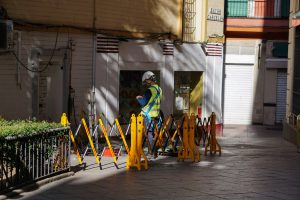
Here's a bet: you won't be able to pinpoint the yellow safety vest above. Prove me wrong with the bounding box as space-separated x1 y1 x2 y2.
142 85 162 118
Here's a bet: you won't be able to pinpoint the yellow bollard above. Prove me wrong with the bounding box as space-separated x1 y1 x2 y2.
126 114 148 171
204 112 221 156
126 114 138 170
60 113 83 165
137 114 148 170
60 113 69 126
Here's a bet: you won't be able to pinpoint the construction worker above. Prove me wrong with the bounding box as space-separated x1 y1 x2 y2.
136 71 162 157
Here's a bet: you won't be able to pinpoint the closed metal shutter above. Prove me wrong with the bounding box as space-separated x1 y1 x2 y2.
224 64 254 125
275 70 287 124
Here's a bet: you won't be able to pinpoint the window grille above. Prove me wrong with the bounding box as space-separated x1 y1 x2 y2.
183 0 196 42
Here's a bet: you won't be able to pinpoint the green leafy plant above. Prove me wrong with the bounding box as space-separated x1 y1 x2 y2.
0 118 62 138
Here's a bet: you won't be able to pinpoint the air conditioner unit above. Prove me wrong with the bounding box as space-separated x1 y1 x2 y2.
0 20 14 51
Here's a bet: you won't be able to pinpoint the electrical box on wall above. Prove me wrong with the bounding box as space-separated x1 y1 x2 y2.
0 20 14 51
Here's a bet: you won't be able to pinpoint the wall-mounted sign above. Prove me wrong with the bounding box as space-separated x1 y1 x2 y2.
207 35 225 43
210 8 221 15
207 8 223 22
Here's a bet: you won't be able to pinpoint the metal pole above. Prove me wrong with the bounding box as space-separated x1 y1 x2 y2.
90 0 98 153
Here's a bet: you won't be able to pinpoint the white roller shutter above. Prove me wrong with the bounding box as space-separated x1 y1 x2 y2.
224 64 254 125
275 70 287 124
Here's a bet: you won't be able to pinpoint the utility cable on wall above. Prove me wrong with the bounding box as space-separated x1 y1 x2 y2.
12 18 176 41
10 31 59 73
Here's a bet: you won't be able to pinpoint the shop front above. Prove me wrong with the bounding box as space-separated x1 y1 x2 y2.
95 40 223 129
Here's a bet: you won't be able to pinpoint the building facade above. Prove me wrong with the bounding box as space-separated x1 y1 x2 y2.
224 0 290 125
0 0 225 131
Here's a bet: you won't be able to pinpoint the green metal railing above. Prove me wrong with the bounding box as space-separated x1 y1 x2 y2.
225 0 290 18
226 0 248 17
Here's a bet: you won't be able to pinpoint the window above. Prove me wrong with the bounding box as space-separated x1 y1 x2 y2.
183 0 196 42
272 42 288 58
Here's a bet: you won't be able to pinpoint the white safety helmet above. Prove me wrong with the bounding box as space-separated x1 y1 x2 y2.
142 71 156 83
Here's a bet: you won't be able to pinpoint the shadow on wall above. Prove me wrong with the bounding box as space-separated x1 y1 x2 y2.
96 38 222 125
105 0 181 36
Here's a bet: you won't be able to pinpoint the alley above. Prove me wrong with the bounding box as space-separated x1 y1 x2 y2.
3 126 300 200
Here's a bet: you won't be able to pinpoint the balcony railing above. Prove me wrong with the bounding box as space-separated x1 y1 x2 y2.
0 127 70 194
225 0 290 18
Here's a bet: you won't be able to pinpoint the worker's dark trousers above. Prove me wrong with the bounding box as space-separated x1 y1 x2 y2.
144 115 161 154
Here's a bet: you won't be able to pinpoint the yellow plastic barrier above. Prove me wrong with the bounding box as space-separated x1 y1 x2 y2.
204 112 221 156
99 118 119 169
171 118 183 144
82 118 101 165
157 116 175 153
137 114 148 169
60 113 83 165
60 112 131 170
97 115 130 168
178 114 192 161
115 118 130 155
189 113 200 161
195 115 210 147
126 114 148 171
178 113 200 162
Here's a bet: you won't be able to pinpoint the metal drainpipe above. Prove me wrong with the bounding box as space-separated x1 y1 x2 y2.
258 42 263 125
17 31 21 87
181 0 185 41
89 0 97 152
221 41 226 134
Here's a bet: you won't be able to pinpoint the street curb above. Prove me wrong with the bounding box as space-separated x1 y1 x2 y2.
0 171 75 200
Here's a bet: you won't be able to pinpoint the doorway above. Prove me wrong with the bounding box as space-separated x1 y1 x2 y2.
173 71 203 118
119 70 160 122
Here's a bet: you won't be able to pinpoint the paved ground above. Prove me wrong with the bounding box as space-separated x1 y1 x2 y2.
3 125 300 200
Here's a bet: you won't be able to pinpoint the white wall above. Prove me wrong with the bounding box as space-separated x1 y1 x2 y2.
2 32 224 125
174 43 223 122
0 47 31 119
96 41 224 124
0 31 93 122
95 53 119 124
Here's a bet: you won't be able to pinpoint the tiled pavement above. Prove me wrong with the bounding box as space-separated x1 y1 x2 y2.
3 125 300 200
